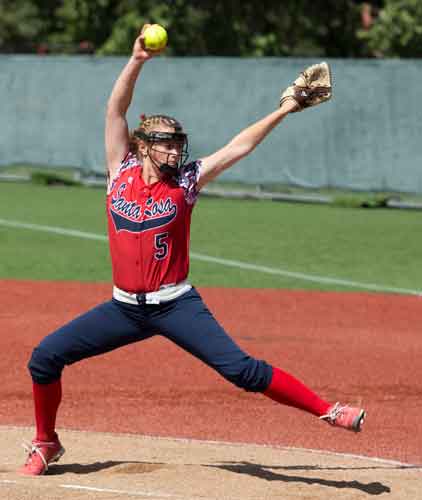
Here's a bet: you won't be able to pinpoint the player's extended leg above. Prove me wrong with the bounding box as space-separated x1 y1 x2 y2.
21 299 155 475
153 288 365 432
264 367 365 431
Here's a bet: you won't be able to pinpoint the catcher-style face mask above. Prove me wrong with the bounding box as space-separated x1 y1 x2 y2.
135 130 189 177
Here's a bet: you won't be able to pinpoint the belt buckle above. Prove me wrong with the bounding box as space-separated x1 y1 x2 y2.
136 293 146 305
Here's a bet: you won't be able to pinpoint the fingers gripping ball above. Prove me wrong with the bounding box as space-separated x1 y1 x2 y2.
280 62 332 112
143 24 168 51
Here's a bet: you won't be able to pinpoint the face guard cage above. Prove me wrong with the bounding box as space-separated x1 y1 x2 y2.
135 130 189 176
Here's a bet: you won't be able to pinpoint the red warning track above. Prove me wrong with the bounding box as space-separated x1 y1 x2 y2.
1 280 421 465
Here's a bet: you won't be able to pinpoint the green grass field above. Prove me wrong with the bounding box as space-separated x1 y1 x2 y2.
0 182 421 293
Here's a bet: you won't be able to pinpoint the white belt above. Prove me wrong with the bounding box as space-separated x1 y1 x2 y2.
113 281 192 305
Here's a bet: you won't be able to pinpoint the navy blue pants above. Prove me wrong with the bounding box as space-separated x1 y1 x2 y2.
29 288 272 392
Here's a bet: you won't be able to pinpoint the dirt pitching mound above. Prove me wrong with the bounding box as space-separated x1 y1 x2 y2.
2 426 420 500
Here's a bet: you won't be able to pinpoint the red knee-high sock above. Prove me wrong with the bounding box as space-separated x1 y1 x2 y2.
32 380 62 442
264 367 331 417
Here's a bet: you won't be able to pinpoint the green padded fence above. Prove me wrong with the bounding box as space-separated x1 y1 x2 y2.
1 56 421 193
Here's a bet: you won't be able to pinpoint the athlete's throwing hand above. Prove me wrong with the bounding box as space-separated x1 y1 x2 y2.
132 24 166 62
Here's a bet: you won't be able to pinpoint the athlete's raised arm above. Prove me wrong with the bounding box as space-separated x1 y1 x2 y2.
197 61 332 190
197 99 298 190
105 25 164 179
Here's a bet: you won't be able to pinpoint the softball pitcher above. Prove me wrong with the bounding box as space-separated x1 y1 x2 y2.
20 25 365 476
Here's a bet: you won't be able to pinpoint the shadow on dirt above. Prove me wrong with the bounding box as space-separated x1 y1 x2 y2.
207 461 392 495
48 460 166 475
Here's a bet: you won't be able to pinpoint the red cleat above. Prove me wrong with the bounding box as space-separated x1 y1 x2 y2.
320 403 366 432
19 437 65 475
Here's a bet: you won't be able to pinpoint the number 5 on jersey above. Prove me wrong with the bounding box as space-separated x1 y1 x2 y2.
154 232 169 260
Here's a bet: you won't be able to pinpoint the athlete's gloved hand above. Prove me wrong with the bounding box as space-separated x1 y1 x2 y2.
279 62 332 112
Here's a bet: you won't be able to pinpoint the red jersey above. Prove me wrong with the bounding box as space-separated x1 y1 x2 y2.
106 152 200 293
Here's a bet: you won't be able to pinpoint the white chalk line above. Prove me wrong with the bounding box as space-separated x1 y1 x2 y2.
61 485 227 500
0 480 202 499
117 433 421 469
1 218 421 296
60 484 180 498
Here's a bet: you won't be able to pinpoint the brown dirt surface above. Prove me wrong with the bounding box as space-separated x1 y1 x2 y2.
0 279 421 499
1 427 420 500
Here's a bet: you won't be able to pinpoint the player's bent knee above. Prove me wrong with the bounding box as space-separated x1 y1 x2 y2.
28 346 64 384
224 358 272 393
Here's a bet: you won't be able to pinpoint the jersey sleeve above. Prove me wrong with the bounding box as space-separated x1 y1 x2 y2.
177 160 201 205
107 151 139 195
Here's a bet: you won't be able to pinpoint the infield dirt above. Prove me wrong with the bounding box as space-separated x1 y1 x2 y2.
1 280 422 499
2 426 421 500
